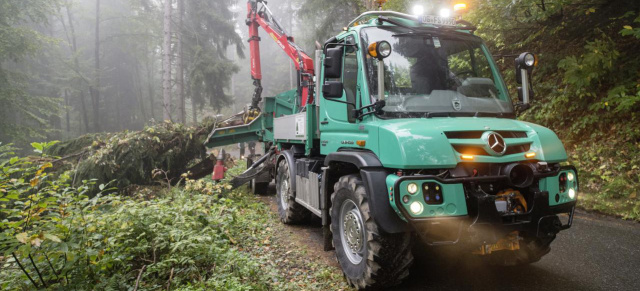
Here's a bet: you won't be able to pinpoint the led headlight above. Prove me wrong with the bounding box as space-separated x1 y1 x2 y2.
407 183 418 194
568 188 576 199
567 172 575 182
410 201 424 215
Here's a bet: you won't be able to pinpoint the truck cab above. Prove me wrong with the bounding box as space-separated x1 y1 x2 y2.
316 12 576 289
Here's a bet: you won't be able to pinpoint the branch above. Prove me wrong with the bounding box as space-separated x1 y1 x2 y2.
133 265 146 291
12 253 39 289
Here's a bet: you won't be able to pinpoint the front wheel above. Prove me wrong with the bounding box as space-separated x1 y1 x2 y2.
331 174 413 290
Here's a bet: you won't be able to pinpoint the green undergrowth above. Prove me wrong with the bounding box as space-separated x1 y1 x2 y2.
570 127 640 221
1 143 347 290
563 127 640 221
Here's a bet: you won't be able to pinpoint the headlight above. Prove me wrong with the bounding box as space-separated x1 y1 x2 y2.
410 201 424 215
377 41 392 58
517 52 537 69
567 172 575 182
568 188 576 199
524 53 535 67
367 41 392 60
407 183 418 194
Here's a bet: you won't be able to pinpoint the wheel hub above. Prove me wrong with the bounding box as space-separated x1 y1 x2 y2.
339 199 365 264
279 178 289 208
343 210 363 252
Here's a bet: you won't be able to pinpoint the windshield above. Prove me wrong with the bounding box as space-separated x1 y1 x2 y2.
361 27 513 117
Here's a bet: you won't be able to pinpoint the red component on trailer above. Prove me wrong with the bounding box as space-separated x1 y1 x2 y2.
212 150 228 181
246 0 315 110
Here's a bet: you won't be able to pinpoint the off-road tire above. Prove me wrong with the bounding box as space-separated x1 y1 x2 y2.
485 237 554 266
330 174 413 290
251 179 269 195
275 159 308 224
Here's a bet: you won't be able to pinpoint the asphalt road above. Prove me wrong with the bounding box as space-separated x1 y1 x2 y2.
261 190 640 291
397 211 640 291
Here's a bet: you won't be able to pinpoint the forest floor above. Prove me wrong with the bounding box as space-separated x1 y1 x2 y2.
229 184 350 290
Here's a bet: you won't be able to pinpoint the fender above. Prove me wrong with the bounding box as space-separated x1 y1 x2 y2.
325 151 409 234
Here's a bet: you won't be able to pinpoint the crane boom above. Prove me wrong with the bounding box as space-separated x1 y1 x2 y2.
246 0 315 110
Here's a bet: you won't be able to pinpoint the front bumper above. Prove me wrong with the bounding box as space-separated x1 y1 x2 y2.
389 166 578 245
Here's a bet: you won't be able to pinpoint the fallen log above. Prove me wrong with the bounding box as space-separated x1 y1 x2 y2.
46 120 222 195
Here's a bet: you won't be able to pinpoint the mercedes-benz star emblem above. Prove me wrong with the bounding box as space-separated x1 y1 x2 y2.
484 132 507 156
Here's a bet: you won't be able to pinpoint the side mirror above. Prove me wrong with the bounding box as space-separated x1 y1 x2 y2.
515 52 537 106
324 47 343 79
322 81 343 98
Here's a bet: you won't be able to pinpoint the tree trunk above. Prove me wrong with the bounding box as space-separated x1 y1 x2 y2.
177 0 185 124
146 44 156 121
63 1 90 133
79 90 89 133
162 0 172 122
93 0 102 131
134 57 147 122
191 93 198 124
64 89 71 133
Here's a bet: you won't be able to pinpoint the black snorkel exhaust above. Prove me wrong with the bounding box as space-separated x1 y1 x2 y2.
503 163 534 188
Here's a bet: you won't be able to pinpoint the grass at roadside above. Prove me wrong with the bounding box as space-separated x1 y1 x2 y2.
577 192 640 221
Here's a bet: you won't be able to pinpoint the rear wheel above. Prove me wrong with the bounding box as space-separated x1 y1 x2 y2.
331 174 413 290
275 158 308 224
251 179 269 195
248 156 270 195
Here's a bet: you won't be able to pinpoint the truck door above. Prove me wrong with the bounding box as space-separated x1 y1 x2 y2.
319 34 368 155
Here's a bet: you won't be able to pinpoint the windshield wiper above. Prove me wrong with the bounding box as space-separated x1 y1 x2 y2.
472 112 515 118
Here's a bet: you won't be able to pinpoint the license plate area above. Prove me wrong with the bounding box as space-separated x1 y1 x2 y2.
419 15 457 26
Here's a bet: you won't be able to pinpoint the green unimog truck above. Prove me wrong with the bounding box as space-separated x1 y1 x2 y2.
205 2 578 289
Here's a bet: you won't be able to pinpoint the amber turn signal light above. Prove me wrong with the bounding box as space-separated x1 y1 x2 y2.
461 155 474 161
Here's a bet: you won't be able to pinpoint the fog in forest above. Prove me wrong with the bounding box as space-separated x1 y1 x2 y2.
0 0 365 151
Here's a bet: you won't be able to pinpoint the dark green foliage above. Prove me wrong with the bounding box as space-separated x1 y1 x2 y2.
183 0 244 111
0 0 61 149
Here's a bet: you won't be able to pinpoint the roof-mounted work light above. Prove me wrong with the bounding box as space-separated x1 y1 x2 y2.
453 3 468 14
412 4 425 16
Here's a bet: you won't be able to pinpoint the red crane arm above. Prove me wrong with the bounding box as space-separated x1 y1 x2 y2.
246 0 315 109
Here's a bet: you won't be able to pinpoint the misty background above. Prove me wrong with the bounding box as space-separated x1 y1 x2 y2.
0 0 381 151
